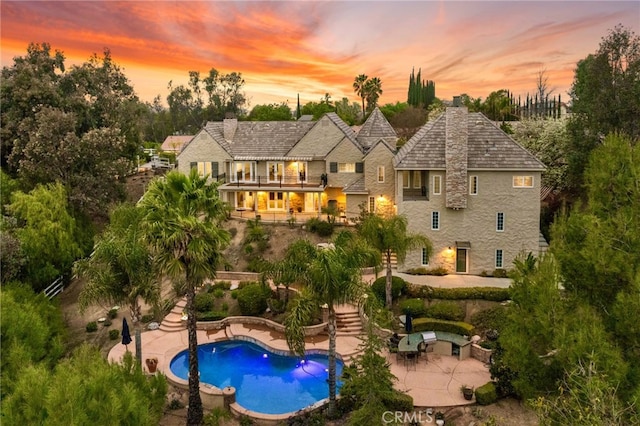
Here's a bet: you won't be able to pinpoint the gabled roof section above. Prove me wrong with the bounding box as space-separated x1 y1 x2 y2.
161 135 193 152
203 121 315 158
394 112 545 170
357 107 397 150
342 176 368 194
325 112 358 145
363 138 396 159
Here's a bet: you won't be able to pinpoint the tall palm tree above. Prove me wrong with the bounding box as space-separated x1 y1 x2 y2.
353 74 369 118
75 203 159 325
284 239 375 417
264 239 317 308
138 169 230 426
358 214 431 308
364 77 383 112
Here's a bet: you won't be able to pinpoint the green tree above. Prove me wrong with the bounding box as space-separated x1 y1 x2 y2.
0 283 66 398
284 244 371 417
407 67 436 109
264 239 317 308
8 183 82 290
567 25 640 190
138 169 230 425
358 214 431 307
75 204 159 324
2 345 167 425
481 89 514 121
248 102 293 121
364 77 383 112
335 97 361 125
300 100 335 120
353 74 368 118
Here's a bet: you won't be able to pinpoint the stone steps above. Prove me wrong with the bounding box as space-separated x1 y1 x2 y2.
335 308 363 336
159 298 187 332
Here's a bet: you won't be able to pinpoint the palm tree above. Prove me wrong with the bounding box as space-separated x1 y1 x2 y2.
138 169 230 426
264 239 317 309
358 214 432 308
353 74 368 118
76 203 159 325
364 77 383 112
284 239 375 417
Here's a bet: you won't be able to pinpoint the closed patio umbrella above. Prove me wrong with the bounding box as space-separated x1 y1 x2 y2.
122 317 132 349
405 312 413 333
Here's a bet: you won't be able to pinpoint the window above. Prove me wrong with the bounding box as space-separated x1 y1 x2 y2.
413 171 422 188
495 249 504 268
368 196 375 213
470 175 478 195
232 162 256 183
267 162 283 182
338 163 356 173
402 171 410 188
421 247 429 266
268 192 284 210
197 162 212 178
294 161 307 183
513 175 533 188
377 166 385 183
432 175 442 195
496 212 505 231
431 211 440 230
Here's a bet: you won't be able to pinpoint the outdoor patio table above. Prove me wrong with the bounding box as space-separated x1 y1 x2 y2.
398 332 426 354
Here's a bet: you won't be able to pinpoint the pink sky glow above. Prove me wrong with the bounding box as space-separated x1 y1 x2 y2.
1 1 639 110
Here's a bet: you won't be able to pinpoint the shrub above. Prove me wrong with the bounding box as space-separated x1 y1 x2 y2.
371 276 407 302
109 329 120 340
426 266 448 276
196 311 227 321
315 221 334 237
399 298 427 318
221 302 229 312
236 283 271 316
493 268 508 278
267 298 286 314
475 382 498 405
405 267 429 275
213 288 225 299
407 285 511 302
480 340 496 350
141 314 155 323
194 292 215 313
108 308 118 319
103 319 112 327
305 217 322 233
209 281 231 291
412 318 475 335
231 291 238 300
425 301 465 321
470 305 509 335
382 391 414 413
228 227 238 238
168 398 184 410
86 321 98 332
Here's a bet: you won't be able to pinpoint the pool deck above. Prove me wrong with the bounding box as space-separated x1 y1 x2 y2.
108 315 491 410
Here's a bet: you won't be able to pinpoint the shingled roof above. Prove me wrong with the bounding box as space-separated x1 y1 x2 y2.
204 120 315 158
342 176 368 194
357 107 397 150
394 111 545 170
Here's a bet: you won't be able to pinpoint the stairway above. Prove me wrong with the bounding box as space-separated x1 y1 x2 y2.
159 298 187 332
388 252 398 269
334 305 363 335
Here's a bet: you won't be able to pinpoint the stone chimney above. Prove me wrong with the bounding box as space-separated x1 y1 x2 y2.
445 106 468 209
223 118 237 142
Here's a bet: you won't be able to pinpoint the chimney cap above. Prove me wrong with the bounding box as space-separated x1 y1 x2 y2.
452 96 462 107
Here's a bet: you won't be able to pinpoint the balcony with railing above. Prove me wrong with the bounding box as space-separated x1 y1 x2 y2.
403 186 429 201
220 173 328 190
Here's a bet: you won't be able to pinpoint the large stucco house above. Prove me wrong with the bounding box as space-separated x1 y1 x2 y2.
177 105 545 275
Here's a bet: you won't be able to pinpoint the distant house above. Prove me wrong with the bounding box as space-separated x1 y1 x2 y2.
161 135 193 154
177 105 545 275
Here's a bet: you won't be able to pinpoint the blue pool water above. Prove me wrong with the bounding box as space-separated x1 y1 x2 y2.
169 340 343 414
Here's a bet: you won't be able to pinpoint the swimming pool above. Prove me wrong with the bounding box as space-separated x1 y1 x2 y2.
169 340 344 414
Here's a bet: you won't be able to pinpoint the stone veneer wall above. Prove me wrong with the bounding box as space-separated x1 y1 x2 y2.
445 107 468 209
471 344 492 364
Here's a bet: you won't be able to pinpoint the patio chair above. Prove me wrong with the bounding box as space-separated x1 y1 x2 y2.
418 342 428 362
405 352 417 371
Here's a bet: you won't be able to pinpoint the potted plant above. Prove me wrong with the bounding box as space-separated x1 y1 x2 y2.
461 384 474 400
435 411 445 426
145 357 158 373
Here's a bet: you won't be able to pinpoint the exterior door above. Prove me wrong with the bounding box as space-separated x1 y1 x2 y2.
456 248 468 273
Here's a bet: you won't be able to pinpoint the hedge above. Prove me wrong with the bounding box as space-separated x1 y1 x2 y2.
194 292 215 313
411 317 475 335
475 382 498 405
372 276 407 302
425 301 465 321
236 283 272 316
406 285 511 302
196 311 228 321
382 391 414 413
399 298 427 318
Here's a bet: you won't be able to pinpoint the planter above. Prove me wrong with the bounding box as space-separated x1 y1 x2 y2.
145 357 158 373
462 386 474 400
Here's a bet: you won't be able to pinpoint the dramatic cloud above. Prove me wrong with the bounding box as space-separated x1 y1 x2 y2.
1 1 638 107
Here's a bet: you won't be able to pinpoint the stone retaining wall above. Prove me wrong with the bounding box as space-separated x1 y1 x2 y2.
471 343 492 364
197 315 327 337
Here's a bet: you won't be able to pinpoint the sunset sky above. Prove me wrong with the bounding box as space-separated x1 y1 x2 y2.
2 1 639 110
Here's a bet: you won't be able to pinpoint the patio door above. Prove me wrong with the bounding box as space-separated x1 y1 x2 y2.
455 248 468 273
